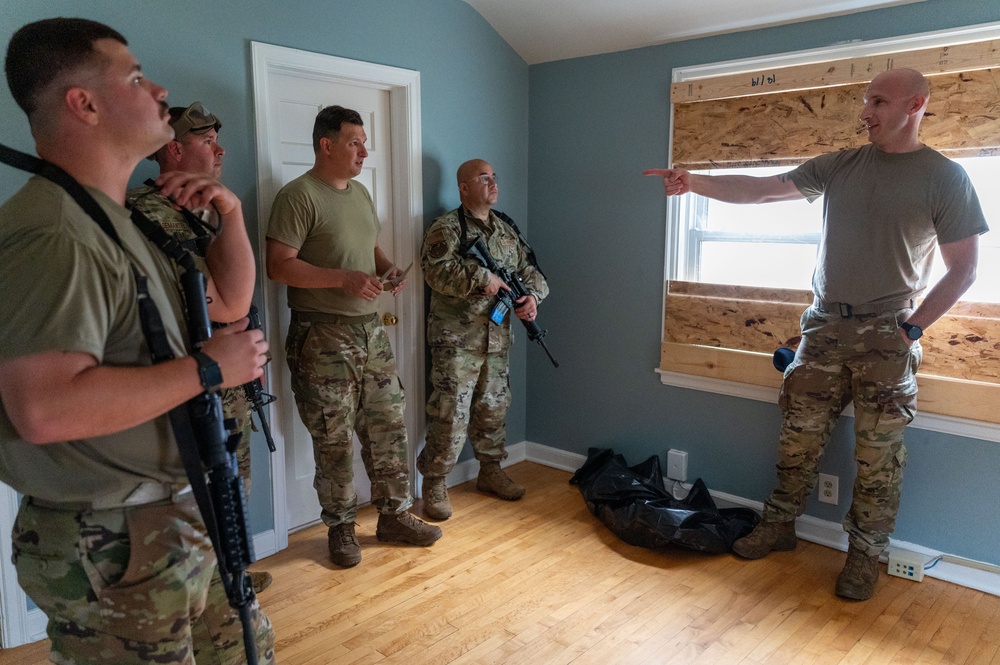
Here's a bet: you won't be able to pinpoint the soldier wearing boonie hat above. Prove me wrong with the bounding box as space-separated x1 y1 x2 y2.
128 102 272 594
169 101 221 139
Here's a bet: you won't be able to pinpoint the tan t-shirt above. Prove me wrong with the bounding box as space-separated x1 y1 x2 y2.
789 144 988 305
0 177 189 502
266 173 380 316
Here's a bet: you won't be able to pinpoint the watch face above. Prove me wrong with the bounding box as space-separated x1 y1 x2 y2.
196 352 223 391
903 324 922 340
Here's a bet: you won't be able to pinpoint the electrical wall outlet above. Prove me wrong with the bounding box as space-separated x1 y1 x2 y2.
666 449 688 482
887 548 925 581
818 473 838 505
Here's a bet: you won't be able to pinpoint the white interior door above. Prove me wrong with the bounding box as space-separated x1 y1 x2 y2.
252 43 424 541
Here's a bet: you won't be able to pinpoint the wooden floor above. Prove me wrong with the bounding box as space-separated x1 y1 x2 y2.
2 461 998 664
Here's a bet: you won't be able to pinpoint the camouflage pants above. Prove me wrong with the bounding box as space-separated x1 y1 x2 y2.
764 306 921 555
285 317 412 526
221 386 254 493
12 496 274 665
418 346 511 478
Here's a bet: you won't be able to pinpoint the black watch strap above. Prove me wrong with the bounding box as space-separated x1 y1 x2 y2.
193 351 223 392
899 321 923 340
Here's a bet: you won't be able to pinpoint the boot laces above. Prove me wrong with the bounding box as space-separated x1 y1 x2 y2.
426 481 448 504
333 524 358 547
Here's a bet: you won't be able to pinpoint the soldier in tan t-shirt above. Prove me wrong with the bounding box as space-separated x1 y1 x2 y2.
644 68 987 601
266 105 442 568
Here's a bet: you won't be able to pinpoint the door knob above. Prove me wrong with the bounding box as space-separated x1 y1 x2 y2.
382 313 398 326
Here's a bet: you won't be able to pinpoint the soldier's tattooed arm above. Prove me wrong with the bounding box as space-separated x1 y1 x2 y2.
645 167 804 204
690 172 805 204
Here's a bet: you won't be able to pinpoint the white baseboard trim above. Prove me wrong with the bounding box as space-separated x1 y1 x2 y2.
25 608 46 644
253 528 278 560
520 441 1000 597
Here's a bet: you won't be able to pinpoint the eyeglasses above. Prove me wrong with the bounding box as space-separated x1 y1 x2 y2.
467 174 499 186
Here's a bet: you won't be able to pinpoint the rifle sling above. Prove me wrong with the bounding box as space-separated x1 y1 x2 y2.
457 205 546 278
0 142 251 638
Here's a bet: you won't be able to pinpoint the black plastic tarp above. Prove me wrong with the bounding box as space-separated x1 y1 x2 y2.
570 447 760 555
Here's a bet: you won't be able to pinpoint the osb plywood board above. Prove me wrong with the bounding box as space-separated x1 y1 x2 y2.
672 69 1000 169
663 281 1000 383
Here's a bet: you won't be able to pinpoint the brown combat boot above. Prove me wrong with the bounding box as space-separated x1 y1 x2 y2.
422 475 452 521
376 511 443 546
836 544 880 600
250 570 273 594
477 461 525 501
731 520 797 559
328 522 361 568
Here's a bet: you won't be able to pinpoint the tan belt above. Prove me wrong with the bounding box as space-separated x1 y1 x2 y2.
813 297 915 318
291 310 378 325
28 482 193 512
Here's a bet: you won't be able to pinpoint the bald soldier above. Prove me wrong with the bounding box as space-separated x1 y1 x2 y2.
645 68 987 600
418 159 549 520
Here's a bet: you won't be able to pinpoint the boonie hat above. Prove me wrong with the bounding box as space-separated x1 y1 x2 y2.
169 102 222 140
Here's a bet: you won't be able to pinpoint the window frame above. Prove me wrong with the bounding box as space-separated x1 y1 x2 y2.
659 19 1000 443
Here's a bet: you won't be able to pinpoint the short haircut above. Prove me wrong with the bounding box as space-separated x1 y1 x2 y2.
5 17 127 119
312 105 363 152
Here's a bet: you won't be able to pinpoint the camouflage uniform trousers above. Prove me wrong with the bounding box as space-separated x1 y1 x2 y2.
12 495 274 665
763 306 922 556
418 345 512 477
285 316 413 526
221 386 254 494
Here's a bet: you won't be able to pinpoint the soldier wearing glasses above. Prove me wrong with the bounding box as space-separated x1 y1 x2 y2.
418 159 549 520
127 102 272 594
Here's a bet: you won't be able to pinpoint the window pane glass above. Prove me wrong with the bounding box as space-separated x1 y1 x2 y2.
694 166 821 236
685 159 999 302
699 241 817 289
953 157 998 253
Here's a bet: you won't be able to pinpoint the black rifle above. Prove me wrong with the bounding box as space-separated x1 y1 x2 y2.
243 304 276 453
179 269 259 665
465 236 558 367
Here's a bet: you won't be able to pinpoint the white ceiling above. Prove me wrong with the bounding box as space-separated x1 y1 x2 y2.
462 0 929 64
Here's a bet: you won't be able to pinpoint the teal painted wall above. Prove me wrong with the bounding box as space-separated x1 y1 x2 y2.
526 0 1000 566
2 0 998 571
0 0 529 533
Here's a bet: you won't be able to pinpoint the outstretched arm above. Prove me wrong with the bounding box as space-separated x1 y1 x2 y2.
643 168 805 204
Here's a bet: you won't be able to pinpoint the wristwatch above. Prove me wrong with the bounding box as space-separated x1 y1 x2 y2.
899 322 923 341
193 351 224 392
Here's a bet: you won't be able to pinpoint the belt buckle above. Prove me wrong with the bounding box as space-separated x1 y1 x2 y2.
838 303 853 318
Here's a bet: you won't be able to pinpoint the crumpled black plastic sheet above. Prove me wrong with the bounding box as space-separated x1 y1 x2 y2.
570 447 760 555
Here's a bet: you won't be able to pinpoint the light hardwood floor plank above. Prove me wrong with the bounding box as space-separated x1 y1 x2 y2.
0 462 995 665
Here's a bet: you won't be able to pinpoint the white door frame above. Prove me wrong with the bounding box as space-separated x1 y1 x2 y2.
250 42 424 551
